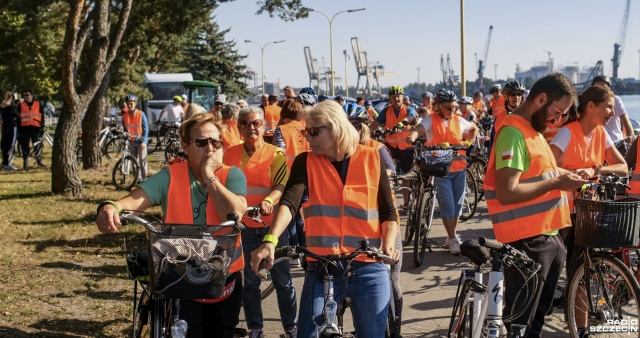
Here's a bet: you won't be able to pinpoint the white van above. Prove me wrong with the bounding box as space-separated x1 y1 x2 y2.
142 72 193 130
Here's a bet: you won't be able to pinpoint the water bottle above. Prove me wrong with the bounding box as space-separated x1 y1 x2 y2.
325 298 338 324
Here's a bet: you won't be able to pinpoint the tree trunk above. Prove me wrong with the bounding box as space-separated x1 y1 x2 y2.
82 72 110 169
51 106 83 197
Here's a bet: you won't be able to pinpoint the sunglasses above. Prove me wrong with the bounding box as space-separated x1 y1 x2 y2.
214 102 224 106
350 121 363 131
508 92 523 97
238 119 264 128
301 126 327 137
190 137 223 149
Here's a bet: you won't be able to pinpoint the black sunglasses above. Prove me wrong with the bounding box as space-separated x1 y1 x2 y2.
508 92 523 97
301 126 327 137
238 119 264 128
214 102 224 106
350 121 363 131
190 137 223 149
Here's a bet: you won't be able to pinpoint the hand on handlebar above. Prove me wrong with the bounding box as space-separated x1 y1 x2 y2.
260 200 274 215
251 242 276 278
381 244 401 263
96 204 121 233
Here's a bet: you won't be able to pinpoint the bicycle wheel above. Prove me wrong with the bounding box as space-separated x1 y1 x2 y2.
414 190 434 267
151 297 173 338
164 142 182 161
133 286 152 338
460 168 478 221
566 253 640 337
104 137 125 159
403 179 419 246
467 158 487 199
112 155 140 190
448 279 474 338
261 270 276 300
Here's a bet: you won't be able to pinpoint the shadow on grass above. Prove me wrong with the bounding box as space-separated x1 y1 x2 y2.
0 191 55 201
22 232 143 253
13 214 97 226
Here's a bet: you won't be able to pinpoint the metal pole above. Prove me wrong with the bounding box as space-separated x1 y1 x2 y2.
494 64 498 81
417 67 420 86
260 47 265 95
244 39 286 95
460 0 466 96
344 51 349 97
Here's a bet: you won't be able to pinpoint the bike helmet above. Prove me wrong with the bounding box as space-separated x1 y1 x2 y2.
343 102 369 122
388 86 404 95
364 99 372 106
457 96 473 105
503 81 526 94
436 89 457 103
591 75 611 87
296 93 316 107
490 84 501 93
173 95 183 102
126 94 138 102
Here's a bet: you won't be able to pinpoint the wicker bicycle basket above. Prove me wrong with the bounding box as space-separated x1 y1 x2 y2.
146 223 240 299
574 197 640 248
417 149 454 177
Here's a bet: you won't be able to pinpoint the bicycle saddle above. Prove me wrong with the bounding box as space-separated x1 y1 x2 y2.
460 239 490 266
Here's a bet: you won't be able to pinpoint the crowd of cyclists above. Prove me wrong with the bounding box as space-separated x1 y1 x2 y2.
93 71 640 338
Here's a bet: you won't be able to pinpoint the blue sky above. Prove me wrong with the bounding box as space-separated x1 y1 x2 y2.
214 0 639 89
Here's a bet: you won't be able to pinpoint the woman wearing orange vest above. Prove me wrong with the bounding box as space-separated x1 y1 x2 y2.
251 100 399 338
220 103 243 150
223 106 297 338
95 113 248 338
121 95 149 182
17 89 45 169
483 74 588 337
408 90 479 255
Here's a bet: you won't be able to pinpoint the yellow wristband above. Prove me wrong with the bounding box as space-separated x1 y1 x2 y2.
262 234 278 247
263 197 274 205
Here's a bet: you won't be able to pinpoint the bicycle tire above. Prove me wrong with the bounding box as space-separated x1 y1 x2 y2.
104 137 125 160
402 179 419 246
112 155 140 191
565 252 640 337
133 287 151 338
414 190 433 267
467 158 487 200
460 168 478 221
448 275 474 338
164 142 181 161
261 271 276 300
151 297 173 338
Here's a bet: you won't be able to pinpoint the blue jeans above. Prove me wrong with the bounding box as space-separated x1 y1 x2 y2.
287 212 306 247
434 169 466 219
298 261 390 338
242 227 297 330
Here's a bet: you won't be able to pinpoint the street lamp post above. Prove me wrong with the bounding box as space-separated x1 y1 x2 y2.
494 64 498 81
244 39 286 95
308 7 366 96
344 50 350 97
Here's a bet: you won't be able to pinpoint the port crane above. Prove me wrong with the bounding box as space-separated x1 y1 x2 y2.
304 46 323 93
350 37 392 97
440 54 458 87
476 25 493 88
611 0 631 79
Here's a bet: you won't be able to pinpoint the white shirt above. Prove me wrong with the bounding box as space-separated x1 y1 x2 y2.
604 95 628 143
418 114 473 144
161 103 184 122
550 126 614 164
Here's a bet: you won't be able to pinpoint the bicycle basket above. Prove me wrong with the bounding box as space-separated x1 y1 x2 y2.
147 224 240 299
574 197 640 248
417 149 454 177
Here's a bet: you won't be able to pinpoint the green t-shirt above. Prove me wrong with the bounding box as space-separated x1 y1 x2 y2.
140 166 246 224
493 126 558 236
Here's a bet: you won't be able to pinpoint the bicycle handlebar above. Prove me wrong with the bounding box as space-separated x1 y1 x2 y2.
576 173 630 193
120 210 245 232
273 244 398 266
479 237 538 271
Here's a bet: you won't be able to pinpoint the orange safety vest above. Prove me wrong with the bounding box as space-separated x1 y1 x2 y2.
473 100 485 112
429 114 467 172
123 109 143 138
303 145 382 263
384 105 413 150
630 143 640 198
223 143 280 227
221 120 242 150
461 110 475 122
558 121 606 211
483 114 571 243
166 161 244 303
19 101 42 128
264 105 282 132
279 120 309 169
491 96 508 131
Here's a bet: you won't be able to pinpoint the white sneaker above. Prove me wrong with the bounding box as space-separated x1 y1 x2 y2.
449 235 462 255
444 234 461 248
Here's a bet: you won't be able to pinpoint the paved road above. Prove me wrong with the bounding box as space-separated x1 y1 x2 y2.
242 199 570 337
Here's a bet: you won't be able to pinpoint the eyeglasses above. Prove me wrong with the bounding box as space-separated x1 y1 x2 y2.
238 119 264 128
190 137 224 149
214 102 224 106
350 121 363 131
301 126 327 137
508 92 523 97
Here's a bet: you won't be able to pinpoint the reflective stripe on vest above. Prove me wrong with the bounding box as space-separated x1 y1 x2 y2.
303 145 382 262
280 121 309 169
123 109 143 138
223 143 280 228
222 120 243 150
166 161 244 302
483 114 570 243
384 105 412 150
429 114 466 172
19 101 42 128
264 105 281 131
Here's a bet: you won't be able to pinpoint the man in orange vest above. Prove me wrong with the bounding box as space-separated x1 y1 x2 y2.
483 73 587 337
122 94 149 182
419 91 433 113
17 89 45 169
264 94 282 133
223 106 297 338
96 112 248 337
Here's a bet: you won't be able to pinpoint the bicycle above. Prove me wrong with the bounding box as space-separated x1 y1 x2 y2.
99 116 125 159
121 210 244 338
111 133 140 190
18 127 54 167
150 121 181 156
564 173 640 337
269 242 397 338
460 167 478 221
448 237 543 338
